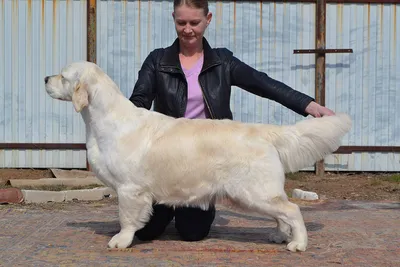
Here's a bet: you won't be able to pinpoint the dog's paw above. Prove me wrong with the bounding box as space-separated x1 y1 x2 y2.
286 241 307 252
108 232 134 249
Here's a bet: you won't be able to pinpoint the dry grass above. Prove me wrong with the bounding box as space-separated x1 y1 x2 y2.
0 183 103 191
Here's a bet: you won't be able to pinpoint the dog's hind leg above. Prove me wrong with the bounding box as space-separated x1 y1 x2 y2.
269 199 307 252
108 188 153 249
270 218 292 244
224 155 308 252
227 188 307 252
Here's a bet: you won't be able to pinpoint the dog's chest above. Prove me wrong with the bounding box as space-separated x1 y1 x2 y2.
86 140 119 187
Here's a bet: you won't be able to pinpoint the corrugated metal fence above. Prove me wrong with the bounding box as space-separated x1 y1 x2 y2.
0 0 399 171
0 0 88 168
325 3 400 171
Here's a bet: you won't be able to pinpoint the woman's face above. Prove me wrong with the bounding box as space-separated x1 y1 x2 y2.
173 5 212 49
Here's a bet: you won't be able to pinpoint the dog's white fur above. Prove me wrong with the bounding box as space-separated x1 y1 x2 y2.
44 61 352 252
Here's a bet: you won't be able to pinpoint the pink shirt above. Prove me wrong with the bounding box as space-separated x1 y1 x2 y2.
183 55 206 119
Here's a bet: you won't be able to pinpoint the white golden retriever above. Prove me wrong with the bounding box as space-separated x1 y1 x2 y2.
44 61 352 252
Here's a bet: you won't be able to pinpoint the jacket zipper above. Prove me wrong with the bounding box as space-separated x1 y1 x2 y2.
198 64 219 119
198 78 215 119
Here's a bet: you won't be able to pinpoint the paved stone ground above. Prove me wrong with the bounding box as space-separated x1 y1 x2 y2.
0 199 399 266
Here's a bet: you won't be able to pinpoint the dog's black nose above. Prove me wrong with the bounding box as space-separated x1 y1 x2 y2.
44 76 49 83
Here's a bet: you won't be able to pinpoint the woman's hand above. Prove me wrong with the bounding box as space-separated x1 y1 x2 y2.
305 101 335 118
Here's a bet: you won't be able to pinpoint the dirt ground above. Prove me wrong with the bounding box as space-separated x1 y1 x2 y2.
0 168 399 201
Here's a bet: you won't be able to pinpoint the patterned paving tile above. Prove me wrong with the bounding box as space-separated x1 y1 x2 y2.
0 200 399 266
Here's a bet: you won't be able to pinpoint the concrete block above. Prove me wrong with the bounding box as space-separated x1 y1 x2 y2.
292 189 319 200
9 177 104 187
22 190 66 203
51 168 96 178
64 188 106 201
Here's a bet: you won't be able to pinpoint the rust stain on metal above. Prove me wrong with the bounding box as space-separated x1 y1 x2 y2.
337 4 343 35
41 0 45 27
216 1 222 29
53 0 57 66
233 0 236 49
147 0 151 50
27 0 32 60
273 2 276 49
122 0 127 54
53 0 57 26
66 0 70 26
391 5 396 68
394 5 397 47
27 0 32 21
0 2 3 44
12 0 18 19
259 1 262 54
367 4 370 43
366 3 370 75
11 0 18 148
122 0 127 13
137 0 141 64
379 4 383 42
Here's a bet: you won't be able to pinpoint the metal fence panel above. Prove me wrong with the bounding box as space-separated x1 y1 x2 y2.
1 1 399 171
323 3 400 171
0 0 87 168
97 1 316 127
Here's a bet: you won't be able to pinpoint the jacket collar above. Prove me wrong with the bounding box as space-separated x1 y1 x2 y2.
160 37 222 72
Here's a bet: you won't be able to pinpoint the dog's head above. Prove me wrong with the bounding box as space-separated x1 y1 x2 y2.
44 61 101 112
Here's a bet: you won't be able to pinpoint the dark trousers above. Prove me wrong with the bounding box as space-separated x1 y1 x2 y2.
135 204 216 241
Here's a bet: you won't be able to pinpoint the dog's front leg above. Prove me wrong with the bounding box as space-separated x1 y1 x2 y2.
108 189 153 249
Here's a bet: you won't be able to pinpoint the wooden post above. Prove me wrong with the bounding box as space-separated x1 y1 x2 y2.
86 0 96 171
293 0 352 176
315 0 326 176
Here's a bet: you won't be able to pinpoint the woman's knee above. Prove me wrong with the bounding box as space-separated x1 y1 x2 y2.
174 205 216 241
135 204 174 241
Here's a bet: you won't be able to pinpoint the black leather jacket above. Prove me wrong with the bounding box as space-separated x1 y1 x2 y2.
129 38 314 120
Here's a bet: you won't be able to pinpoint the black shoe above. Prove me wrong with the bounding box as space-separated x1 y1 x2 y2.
135 204 174 241
174 205 216 242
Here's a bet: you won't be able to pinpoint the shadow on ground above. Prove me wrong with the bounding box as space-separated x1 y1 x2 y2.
66 209 324 245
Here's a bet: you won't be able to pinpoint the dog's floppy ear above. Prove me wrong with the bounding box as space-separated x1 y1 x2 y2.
72 81 89 112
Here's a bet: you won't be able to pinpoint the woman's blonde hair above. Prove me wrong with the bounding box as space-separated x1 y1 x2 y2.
173 0 209 16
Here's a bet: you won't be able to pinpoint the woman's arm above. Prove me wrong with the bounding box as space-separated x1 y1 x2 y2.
229 55 318 117
129 51 158 110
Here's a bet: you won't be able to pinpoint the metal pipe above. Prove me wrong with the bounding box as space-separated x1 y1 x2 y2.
0 143 86 150
1 144 399 154
334 146 400 154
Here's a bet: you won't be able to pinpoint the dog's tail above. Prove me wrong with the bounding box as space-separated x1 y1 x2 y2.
270 113 352 173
